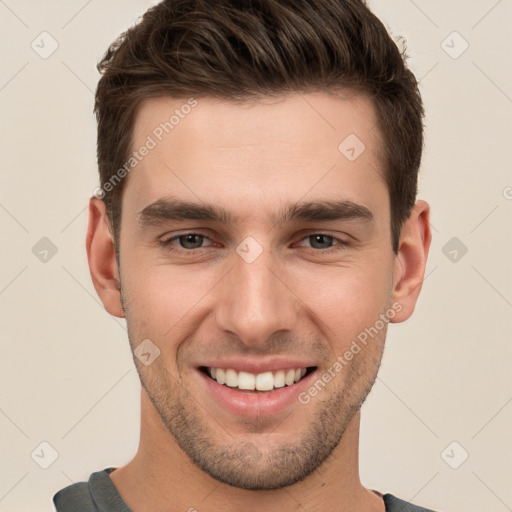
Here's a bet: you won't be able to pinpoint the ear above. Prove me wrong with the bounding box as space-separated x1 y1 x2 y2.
390 200 432 323
85 197 125 318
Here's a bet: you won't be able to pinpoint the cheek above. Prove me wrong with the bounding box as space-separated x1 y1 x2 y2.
122 261 218 339
291 263 392 341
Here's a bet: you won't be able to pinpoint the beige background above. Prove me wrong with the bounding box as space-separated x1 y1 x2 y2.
0 1 511 511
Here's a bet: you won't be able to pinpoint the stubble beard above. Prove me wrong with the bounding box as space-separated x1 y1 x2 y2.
120 284 386 490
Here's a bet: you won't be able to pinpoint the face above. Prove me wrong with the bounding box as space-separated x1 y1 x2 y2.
116 92 397 489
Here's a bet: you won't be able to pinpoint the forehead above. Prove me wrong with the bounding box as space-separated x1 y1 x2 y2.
124 91 386 223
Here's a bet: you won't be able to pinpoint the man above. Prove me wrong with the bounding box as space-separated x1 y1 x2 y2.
53 0 437 510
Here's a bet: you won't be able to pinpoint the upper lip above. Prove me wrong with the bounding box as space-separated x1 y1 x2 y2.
197 357 317 374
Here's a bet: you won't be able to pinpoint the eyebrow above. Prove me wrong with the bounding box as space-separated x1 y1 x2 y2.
137 196 374 227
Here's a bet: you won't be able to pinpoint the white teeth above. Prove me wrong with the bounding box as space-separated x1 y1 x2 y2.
207 367 309 391
255 371 274 391
273 370 285 388
216 368 226 385
238 371 256 390
284 369 295 386
225 369 237 387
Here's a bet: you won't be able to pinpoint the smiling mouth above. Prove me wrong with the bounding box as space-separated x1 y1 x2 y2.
199 366 317 392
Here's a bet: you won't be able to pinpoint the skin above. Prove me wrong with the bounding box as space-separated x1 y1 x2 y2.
86 91 431 512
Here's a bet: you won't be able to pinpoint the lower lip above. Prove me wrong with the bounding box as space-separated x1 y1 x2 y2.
198 369 316 418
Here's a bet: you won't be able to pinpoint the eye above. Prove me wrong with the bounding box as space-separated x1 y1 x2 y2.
158 231 351 255
296 233 350 251
304 234 334 250
159 232 213 251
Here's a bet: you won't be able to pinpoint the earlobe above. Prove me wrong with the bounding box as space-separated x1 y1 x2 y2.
85 197 125 318
390 200 432 323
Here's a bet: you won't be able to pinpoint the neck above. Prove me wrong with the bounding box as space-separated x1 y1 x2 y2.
110 389 384 512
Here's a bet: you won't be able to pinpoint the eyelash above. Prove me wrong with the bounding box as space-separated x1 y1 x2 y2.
158 232 351 255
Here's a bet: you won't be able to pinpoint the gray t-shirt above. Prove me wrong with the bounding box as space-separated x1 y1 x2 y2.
53 467 440 512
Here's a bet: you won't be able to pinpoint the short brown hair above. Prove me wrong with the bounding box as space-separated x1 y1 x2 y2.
94 0 424 255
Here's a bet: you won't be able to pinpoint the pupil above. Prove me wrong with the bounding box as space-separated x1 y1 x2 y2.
181 234 203 249
311 235 332 249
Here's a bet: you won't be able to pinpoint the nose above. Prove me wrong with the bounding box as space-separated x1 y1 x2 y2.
214 243 299 349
